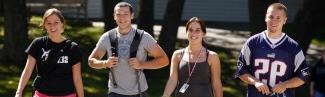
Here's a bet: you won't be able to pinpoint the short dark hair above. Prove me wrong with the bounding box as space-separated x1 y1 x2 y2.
114 2 134 14
268 3 287 17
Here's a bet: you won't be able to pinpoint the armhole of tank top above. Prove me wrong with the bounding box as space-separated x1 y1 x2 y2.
206 49 209 65
177 48 185 68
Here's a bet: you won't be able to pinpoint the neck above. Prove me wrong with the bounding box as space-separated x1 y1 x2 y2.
117 26 131 35
266 30 283 39
188 44 203 53
48 35 65 43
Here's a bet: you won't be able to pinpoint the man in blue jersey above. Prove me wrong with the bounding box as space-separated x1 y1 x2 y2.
235 3 309 97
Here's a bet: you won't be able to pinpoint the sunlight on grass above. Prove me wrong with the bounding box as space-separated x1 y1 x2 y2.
312 39 325 48
223 86 244 97
84 86 101 93
30 16 42 25
83 73 103 81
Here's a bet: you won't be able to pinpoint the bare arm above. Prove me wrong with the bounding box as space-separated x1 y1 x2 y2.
15 55 36 97
239 74 259 85
134 43 169 69
209 52 223 97
272 77 305 94
72 62 84 97
162 51 180 97
239 74 271 95
88 47 118 69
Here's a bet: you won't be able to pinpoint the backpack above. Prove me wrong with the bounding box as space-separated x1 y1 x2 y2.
108 29 145 96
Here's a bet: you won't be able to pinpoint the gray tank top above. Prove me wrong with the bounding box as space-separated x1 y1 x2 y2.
175 49 213 97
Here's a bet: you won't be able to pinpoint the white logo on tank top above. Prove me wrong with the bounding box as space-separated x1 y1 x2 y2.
41 48 51 61
57 56 68 63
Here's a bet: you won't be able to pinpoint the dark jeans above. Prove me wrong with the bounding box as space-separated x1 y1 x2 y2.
108 92 148 97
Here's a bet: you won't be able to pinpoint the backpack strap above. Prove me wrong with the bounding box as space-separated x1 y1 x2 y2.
130 29 144 58
109 29 118 57
131 29 144 96
108 29 119 87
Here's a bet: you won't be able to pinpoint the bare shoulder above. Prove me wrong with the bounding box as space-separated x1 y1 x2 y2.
207 50 220 66
207 50 219 59
172 49 185 59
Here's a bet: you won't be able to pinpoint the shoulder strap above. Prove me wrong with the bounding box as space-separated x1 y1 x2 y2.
130 29 144 58
109 29 118 57
178 48 185 70
206 49 209 62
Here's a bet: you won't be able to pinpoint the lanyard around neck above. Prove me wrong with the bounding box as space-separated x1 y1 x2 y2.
186 47 203 83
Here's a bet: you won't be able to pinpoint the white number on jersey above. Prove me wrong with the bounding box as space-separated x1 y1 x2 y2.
254 59 287 87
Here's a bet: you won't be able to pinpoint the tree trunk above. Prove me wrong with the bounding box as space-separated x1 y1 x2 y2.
2 0 28 65
0 0 3 16
249 0 278 36
137 0 154 37
158 0 185 58
102 0 121 32
289 0 325 54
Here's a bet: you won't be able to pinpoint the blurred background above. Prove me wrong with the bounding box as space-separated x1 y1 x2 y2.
0 0 324 97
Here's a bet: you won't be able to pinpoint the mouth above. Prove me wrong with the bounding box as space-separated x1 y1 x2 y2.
190 36 198 40
119 20 127 24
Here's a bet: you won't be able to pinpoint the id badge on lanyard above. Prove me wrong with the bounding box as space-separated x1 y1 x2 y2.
178 47 203 93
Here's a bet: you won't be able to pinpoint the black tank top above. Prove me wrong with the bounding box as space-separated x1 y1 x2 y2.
175 49 213 97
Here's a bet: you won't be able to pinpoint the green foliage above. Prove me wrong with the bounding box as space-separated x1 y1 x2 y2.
312 29 325 47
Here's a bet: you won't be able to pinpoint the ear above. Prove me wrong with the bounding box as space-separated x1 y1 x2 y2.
113 14 117 20
283 17 287 24
131 13 134 19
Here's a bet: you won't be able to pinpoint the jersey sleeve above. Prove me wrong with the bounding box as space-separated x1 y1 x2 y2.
235 41 252 78
70 42 82 66
25 38 41 59
293 50 310 82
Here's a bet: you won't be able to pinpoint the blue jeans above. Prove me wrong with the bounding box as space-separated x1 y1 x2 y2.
108 92 147 97
315 90 325 97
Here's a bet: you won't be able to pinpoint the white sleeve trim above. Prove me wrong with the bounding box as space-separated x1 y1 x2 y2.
294 50 305 72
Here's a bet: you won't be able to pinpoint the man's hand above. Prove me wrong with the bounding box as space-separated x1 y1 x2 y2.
103 56 118 68
128 58 142 69
272 82 287 94
254 81 271 95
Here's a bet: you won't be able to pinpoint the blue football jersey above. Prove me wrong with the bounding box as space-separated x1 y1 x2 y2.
235 31 309 97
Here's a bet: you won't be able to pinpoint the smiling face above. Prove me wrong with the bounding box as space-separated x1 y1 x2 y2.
44 14 64 37
114 6 133 33
187 21 205 45
265 5 287 34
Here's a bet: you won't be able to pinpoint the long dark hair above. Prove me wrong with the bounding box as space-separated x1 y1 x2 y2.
185 17 207 47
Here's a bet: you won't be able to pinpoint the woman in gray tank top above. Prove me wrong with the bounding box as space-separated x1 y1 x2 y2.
162 17 223 97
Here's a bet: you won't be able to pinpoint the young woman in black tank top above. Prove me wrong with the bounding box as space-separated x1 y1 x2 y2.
15 8 84 97
162 17 223 97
